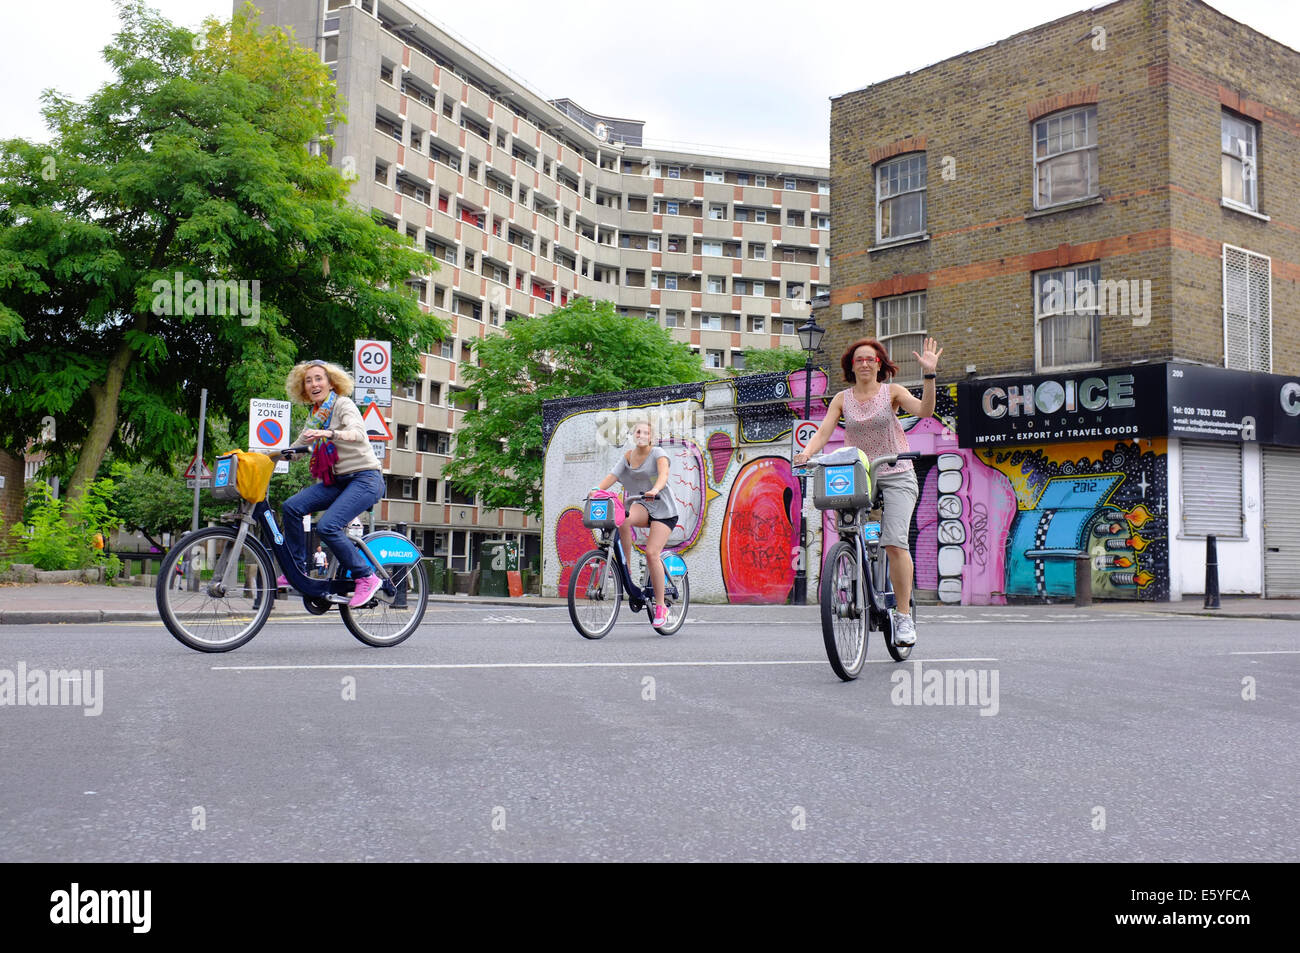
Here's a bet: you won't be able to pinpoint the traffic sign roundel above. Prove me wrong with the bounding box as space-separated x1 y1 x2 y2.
357 342 389 375
256 419 283 447
794 422 818 450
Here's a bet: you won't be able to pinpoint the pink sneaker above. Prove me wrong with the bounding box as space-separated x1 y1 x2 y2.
276 575 289 589
653 604 669 627
349 574 381 608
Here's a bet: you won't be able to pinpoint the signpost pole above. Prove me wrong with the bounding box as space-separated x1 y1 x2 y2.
192 388 208 533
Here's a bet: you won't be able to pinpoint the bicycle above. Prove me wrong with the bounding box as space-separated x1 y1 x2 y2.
567 492 690 639
155 447 428 653
801 449 920 680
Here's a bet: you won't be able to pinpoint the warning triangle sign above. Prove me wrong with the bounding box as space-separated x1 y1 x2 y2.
183 453 213 479
362 402 393 440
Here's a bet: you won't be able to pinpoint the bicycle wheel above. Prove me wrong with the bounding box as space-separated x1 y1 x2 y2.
338 559 428 647
654 566 690 636
880 548 915 662
821 540 867 680
568 549 621 639
156 527 275 653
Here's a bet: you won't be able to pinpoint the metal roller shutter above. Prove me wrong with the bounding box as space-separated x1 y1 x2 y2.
1263 447 1300 597
1181 441 1243 538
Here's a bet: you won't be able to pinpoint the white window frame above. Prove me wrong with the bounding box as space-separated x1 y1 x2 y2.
1033 106 1098 209
1222 244 1272 372
701 314 723 331
665 201 679 215
701 240 723 257
664 275 678 291
818 181 829 195
753 209 767 224
781 319 796 335
704 169 724 183
1034 263 1102 371
750 243 766 261
705 349 724 368
665 310 682 328
876 152 927 242
755 174 767 187
1221 111 1258 212
783 177 796 190
875 291 927 384
666 166 681 179
748 315 764 333
709 204 727 220
707 276 726 294
647 235 660 251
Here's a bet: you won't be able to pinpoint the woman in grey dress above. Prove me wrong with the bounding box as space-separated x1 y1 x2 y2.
593 419 680 627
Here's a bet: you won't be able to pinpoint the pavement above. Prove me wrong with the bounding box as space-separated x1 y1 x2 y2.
1 581 1297 624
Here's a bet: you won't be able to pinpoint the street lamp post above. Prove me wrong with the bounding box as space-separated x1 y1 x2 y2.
793 317 825 605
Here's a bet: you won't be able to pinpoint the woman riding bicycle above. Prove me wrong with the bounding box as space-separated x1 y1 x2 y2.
278 359 384 608
591 418 679 629
793 337 942 646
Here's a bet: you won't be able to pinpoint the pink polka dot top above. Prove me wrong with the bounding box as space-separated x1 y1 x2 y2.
840 386 913 475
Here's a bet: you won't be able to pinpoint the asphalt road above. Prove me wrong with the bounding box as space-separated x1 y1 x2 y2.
1 604 1296 862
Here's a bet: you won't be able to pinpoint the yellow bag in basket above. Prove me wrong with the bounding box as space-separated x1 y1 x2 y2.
232 450 275 503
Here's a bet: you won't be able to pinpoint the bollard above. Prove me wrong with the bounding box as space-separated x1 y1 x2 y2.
1073 553 1092 607
1204 535 1220 609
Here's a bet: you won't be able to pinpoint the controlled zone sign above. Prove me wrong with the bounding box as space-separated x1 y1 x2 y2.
249 399 291 452
354 339 391 407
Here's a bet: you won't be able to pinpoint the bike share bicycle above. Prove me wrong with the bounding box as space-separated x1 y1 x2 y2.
155 447 428 652
801 447 920 680
567 491 690 638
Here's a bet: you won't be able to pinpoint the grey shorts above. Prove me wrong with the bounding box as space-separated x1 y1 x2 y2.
874 468 919 550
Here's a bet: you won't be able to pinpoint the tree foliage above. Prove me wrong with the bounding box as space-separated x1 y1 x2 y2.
0 1 443 497
732 345 810 376
443 299 704 517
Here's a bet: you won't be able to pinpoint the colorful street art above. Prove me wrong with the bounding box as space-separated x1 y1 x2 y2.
542 374 1172 604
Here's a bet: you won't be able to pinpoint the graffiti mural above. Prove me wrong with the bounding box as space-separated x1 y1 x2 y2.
543 376 1171 604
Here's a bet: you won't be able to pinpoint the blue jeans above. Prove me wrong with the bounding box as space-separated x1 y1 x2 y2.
281 469 384 577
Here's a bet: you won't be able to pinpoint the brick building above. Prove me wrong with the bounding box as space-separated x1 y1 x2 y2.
827 0 1299 602
254 0 829 576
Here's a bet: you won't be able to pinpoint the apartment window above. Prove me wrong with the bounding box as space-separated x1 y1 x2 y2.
818 181 829 195
665 311 682 328
748 315 764 333
666 236 684 253
1221 111 1258 212
1034 263 1101 369
753 209 767 224
664 275 678 291
647 236 660 251
709 204 727 220
816 215 829 230
876 292 927 383
440 339 454 359
380 64 394 84
735 208 749 223
707 276 726 294
755 175 767 187
876 152 926 241
705 349 724 368
751 281 766 297
731 350 745 370
1182 442 1243 538
701 240 724 257
733 280 749 295
704 169 724 183
1034 106 1098 209
781 319 795 335
750 243 766 260
492 266 506 283
1223 244 1272 371
786 282 805 301
667 166 681 178
701 314 723 331
736 173 750 185
665 201 680 215
783 177 796 190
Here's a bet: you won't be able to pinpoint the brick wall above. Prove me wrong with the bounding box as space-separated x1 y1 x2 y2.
0 450 23 557
827 0 1299 383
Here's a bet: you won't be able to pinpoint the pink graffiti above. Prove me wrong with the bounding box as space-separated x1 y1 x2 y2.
707 432 733 483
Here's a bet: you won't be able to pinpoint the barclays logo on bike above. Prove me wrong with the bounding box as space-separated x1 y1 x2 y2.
825 466 855 495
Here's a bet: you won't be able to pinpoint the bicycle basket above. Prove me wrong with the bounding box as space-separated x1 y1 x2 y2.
582 492 624 529
812 447 873 511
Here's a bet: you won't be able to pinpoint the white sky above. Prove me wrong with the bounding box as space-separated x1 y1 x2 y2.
2 0 1297 164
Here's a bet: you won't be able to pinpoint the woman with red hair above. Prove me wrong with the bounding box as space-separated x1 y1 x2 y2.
793 337 942 646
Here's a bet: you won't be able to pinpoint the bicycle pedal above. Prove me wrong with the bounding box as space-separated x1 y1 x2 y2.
324 593 351 604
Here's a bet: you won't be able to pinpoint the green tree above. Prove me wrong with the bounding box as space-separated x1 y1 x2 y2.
731 345 810 376
443 298 704 517
0 1 443 497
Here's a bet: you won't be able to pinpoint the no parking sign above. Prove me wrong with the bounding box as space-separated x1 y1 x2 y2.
249 399 291 452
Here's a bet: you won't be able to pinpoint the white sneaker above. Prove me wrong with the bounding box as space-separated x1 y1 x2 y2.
892 609 916 646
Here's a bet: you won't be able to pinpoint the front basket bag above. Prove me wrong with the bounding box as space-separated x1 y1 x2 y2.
213 450 275 503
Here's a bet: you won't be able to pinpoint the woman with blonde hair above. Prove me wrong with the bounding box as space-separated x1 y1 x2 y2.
591 416 679 628
278 359 385 608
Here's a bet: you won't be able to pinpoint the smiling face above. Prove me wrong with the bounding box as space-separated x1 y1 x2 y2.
304 366 331 405
852 346 880 382
631 422 653 448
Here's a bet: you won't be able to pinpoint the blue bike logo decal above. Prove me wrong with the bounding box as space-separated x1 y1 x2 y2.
262 510 284 546
825 466 855 496
590 501 608 520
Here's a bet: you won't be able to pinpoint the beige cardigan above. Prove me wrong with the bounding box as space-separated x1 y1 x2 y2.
294 395 382 476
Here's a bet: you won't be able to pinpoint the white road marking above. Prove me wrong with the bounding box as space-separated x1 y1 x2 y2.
213 657 1000 672
1227 650 1300 655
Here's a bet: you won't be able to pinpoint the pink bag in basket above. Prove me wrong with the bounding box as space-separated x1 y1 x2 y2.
589 489 626 527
